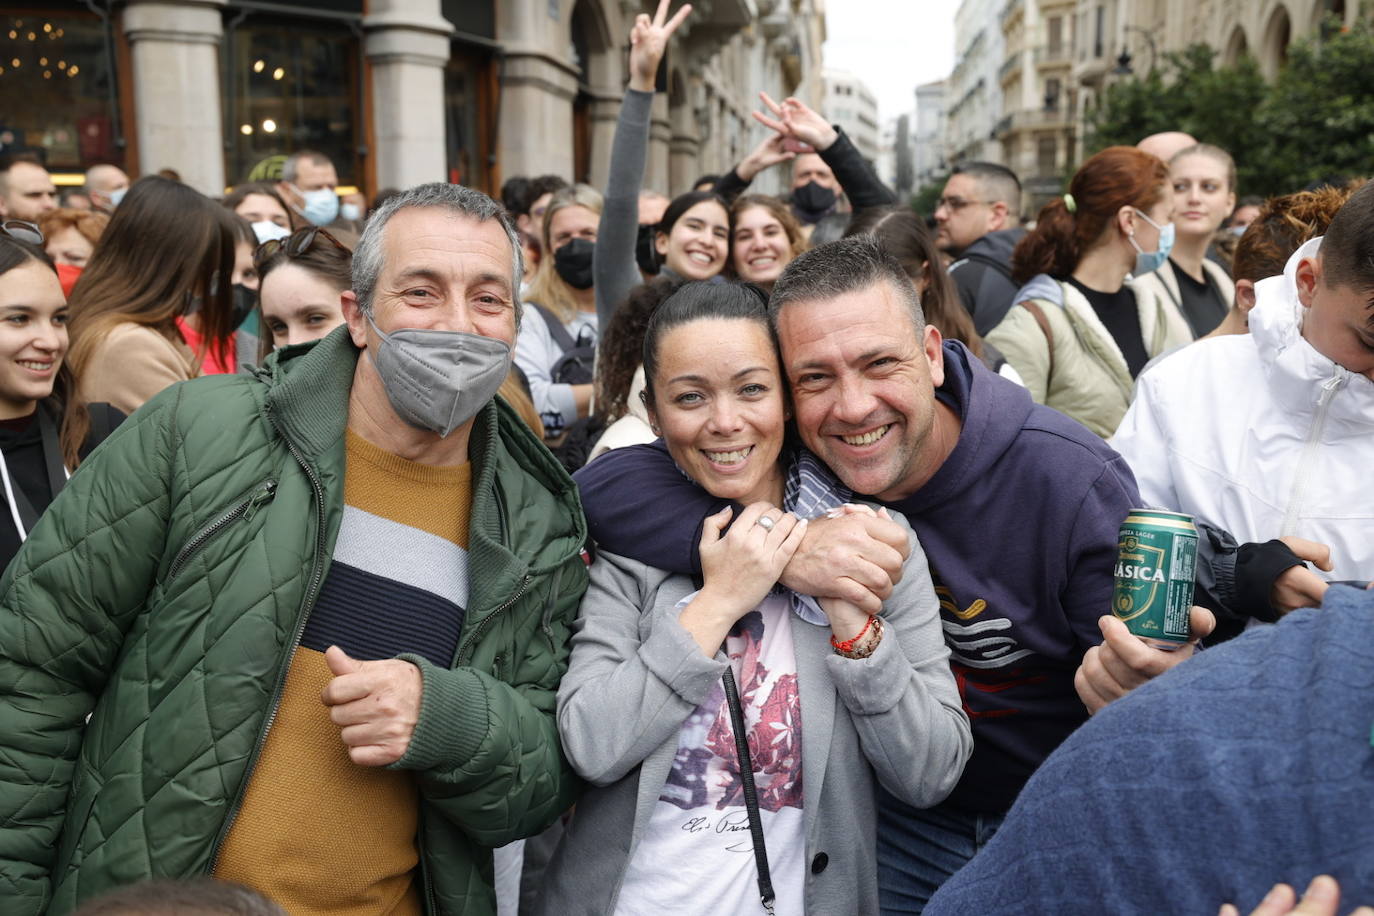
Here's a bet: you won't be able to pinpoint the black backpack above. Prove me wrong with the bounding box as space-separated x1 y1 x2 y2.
533 304 596 386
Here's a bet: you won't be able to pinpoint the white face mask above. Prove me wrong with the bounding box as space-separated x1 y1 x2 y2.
251 221 291 244
339 202 363 222
107 186 128 208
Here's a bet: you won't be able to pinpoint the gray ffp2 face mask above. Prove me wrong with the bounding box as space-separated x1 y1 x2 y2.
365 313 512 438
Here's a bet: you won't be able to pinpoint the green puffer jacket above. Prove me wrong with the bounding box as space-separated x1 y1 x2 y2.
0 328 589 914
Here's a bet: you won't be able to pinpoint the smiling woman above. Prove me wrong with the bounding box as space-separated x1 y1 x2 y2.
0 233 122 570
545 278 972 915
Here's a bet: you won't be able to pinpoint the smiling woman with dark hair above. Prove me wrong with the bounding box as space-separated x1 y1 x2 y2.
0 232 122 569
546 279 970 915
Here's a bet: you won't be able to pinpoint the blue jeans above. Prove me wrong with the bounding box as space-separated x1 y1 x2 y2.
877 793 1005 914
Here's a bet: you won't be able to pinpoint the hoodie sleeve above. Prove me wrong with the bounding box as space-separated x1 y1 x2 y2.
1061 453 1141 647
573 442 732 576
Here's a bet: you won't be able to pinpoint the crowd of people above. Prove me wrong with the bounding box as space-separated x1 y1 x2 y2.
0 2 1370 914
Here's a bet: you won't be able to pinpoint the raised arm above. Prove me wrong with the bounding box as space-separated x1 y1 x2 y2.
754 93 897 211
593 1 692 331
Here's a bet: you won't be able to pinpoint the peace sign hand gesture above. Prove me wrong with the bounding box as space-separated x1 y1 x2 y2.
751 91 839 153
629 1 692 93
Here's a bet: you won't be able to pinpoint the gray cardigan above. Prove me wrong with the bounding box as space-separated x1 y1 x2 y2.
540 515 972 914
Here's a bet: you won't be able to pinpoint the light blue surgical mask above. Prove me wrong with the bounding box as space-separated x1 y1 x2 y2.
107 186 128 209
290 183 340 227
339 202 363 222
1129 209 1175 276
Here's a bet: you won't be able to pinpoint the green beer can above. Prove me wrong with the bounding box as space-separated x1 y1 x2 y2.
1112 509 1197 649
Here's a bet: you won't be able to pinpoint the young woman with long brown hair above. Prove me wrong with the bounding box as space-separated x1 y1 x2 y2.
66 176 240 413
987 146 1193 437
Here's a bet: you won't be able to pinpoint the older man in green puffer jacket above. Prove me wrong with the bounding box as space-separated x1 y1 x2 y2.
0 183 588 914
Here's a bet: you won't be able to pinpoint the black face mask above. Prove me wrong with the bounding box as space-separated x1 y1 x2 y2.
635 223 660 275
554 238 596 290
230 283 257 330
791 181 838 224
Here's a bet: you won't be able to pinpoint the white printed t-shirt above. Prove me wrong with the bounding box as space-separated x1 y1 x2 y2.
614 591 805 915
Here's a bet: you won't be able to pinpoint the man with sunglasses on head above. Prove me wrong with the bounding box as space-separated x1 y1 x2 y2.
0 183 588 915
937 162 1025 336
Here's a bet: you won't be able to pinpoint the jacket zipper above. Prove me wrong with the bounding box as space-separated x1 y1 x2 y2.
1280 369 1346 536
167 480 277 580
205 412 330 874
412 575 531 911
457 573 532 666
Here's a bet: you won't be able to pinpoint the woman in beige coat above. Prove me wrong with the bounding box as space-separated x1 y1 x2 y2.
1132 144 1238 338
987 146 1193 438
66 176 239 415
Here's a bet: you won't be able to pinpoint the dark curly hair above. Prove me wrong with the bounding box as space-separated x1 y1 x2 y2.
593 274 684 423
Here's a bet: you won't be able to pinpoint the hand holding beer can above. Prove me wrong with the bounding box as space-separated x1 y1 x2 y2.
1112 509 1197 650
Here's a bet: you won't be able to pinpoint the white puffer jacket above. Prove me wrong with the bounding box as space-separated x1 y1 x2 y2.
1111 237 1374 578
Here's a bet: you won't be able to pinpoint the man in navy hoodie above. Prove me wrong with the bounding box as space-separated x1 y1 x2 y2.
575 236 1144 911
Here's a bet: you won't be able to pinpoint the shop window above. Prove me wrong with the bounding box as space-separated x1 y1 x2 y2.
224 13 360 188
0 8 124 173
446 47 495 194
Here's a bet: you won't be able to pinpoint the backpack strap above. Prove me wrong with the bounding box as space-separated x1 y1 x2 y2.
533 303 578 354
1019 300 1056 383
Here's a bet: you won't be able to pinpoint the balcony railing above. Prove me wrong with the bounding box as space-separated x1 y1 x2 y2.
997 107 1072 136
1035 45 1071 67
999 51 1023 82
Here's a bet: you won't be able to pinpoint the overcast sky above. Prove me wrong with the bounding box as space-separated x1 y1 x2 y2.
822 1 956 124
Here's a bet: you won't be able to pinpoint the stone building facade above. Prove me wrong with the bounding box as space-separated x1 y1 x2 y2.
821 68 880 164
997 0 1076 216
946 0 1007 167
0 0 824 200
1069 0 1363 161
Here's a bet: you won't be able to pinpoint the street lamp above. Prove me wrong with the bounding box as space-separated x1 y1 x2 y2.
1112 25 1158 76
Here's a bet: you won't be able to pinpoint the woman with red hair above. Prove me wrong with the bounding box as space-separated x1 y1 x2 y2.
987 146 1192 437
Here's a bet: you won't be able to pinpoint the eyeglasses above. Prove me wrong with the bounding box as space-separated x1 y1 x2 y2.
1 220 44 246
936 196 987 212
253 226 348 269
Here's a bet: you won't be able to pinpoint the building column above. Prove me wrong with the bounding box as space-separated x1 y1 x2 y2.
365 0 452 190
122 0 227 196
587 94 621 191
668 133 700 197
647 94 672 195
497 51 579 181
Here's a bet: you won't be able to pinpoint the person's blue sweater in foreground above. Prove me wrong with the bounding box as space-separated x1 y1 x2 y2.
925 584 1374 915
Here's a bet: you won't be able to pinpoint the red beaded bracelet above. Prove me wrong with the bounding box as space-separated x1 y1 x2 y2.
831 615 878 654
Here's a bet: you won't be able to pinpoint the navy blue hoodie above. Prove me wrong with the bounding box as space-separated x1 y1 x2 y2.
574 341 1139 812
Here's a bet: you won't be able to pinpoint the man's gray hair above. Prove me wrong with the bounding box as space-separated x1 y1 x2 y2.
352 182 524 324
281 150 333 183
769 235 924 332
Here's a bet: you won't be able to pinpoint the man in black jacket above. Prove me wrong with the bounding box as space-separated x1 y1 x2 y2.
937 162 1025 335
